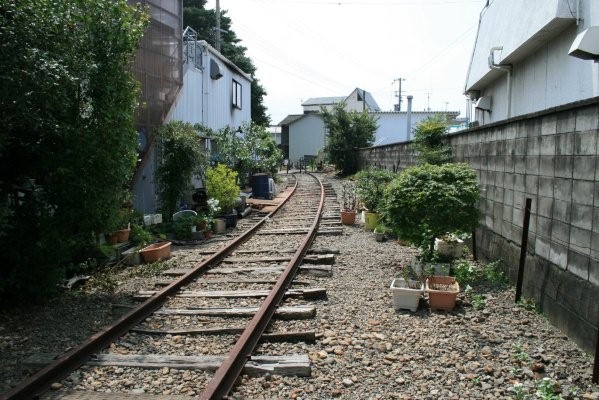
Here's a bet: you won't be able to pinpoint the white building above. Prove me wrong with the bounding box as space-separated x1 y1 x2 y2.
280 88 457 162
465 0 599 125
133 27 252 213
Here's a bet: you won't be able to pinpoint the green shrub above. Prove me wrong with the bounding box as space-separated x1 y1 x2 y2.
411 115 452 165
205 164 239 213
383 163 480 254
155 121 209 221
172 214 197 240
354 168 395 212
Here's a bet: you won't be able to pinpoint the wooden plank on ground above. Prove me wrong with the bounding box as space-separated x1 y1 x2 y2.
155 278 311 286
155 305 316 320
24 354 310 377
130 327 315 343
163 265 332 277
135 287 326 300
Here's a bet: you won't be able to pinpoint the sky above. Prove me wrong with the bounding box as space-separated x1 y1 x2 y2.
204 0 488 125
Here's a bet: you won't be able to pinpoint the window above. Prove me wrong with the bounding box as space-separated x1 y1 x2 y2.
232 79 242 109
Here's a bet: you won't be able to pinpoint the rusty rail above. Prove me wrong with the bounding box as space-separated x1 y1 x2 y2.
200 173 324 399
2 176 301 400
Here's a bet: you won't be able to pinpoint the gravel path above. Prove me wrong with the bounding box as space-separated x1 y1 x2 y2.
1 173 598 399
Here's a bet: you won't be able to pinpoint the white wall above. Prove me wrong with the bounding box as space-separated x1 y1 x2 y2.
288 114 327 162
467 0 599 124
375 112 459 145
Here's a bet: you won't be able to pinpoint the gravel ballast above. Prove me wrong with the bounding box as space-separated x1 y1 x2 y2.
1 173 597 399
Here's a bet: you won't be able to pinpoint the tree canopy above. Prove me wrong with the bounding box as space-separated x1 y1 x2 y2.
321 103 378 175
183 0 270 126
0 0 148 302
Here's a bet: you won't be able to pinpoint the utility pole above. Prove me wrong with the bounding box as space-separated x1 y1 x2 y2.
393 78 405 111
215 0 221 52
426 92 431 111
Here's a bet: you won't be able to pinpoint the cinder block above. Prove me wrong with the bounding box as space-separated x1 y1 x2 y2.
570 204 593 230
572 156 596 180
526 156 540 174
525 175 539 196
538 176 554 197
539 156 555 178
567 249 590 280
540 135 556 156
537 196 553 218
514 173 525 192
515 138 528 155
494 187 504 203
513 207 524 227
514 156 526 172
575 106 598 132
535 236 551 259
556 110 576 134
551 220 570 244
574 131 598 155
555 133 574 155
570 226 591 255
549 242 568 269
536 215 552 239
590 257 599 286
503 188 514 206
594 206 599 233
527 136 541 155
541 114 557 136
554 156 573 178
504 155 515 173
572 180 594 206
591 232 599 260
553 178 572 201
552 199 571 223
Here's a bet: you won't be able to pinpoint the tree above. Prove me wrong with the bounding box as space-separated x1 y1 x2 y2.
210 122 282 186
0 0 148 302
155 121 209 221
411 115 453 165
183 1 270 126
321 102 378 175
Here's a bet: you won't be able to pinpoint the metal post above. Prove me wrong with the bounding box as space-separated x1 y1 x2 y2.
593 325 599 384
515 198 532 303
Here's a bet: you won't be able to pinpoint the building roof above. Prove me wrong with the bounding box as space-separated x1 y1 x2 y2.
301 96 346 107
352 88 381 112
278 114 306 126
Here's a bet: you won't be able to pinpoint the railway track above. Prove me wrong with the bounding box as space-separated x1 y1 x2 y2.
4 172 341 400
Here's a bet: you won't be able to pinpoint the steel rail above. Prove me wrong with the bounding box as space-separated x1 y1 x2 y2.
2 176 300 400
200 173 325 400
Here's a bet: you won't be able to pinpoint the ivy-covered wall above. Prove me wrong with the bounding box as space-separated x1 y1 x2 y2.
359 97 599 353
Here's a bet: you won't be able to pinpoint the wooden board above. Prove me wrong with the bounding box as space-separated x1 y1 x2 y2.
134 288 326 300
25 353 310 377
130 327 315 343
155 305 316 320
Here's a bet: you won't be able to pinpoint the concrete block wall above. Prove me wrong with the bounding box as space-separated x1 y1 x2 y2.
358 98 599 353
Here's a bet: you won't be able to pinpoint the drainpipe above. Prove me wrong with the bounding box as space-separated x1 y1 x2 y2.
406 95 413 141
489 46 513 118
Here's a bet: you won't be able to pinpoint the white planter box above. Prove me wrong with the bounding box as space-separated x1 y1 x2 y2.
390 278 424 312
435 238 464 259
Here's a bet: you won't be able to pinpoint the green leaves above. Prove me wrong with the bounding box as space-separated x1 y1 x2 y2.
411 115 453 165
383 163 480 251
155 121 208 221
321 102 378 175
205 164 239 213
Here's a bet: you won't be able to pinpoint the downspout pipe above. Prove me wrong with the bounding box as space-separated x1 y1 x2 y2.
488 46 513 118
406 95 413 141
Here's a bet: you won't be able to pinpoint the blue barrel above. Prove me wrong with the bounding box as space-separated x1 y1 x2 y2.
251 173 270 199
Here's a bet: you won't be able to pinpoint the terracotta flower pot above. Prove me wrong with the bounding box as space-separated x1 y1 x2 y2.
341 210 357 225
426 276 460 311
139 241 171 263
116 228 131 243
203 230 213 239
105 232 119 245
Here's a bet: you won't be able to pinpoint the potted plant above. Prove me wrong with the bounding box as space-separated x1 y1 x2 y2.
205 164 240 228
374 224 386 242
426 275 460 311
435 233 465 260
355 168 395 231
383 162 480 275
341 181 357 225
390 268 424 312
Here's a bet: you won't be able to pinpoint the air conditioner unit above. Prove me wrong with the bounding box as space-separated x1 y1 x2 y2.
569 26 599 60
475 96 492 111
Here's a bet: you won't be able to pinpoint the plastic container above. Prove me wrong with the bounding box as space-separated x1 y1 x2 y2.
139 241 171 263
390 278 424 312
251 173 270 199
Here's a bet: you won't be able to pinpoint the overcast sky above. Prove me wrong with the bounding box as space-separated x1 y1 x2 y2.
204 0 488 124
